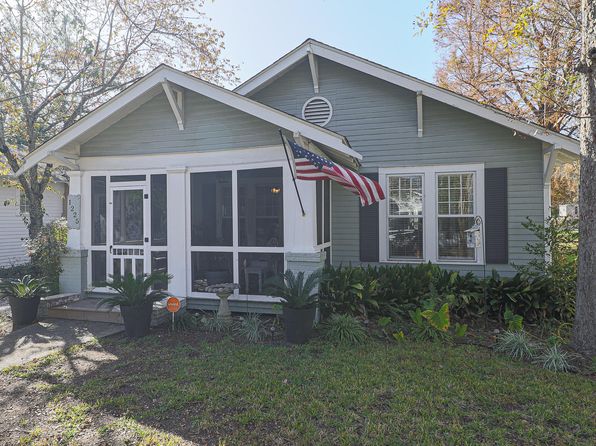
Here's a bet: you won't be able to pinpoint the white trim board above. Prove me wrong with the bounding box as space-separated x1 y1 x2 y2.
235 39 579 157
15 65 361 177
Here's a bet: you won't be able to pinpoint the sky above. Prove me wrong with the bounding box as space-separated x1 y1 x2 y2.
203 0 438 88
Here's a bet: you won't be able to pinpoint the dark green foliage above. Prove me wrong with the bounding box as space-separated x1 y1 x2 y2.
265 269 320 309
320 263 564 325
0 275 49 299
0 263 39 281
514 217 577 323
323 314 367 345
174 312 201 331
26 218 68 294
98 272 172 309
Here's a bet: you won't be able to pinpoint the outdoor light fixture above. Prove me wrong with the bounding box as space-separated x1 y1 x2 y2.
271 187 281 194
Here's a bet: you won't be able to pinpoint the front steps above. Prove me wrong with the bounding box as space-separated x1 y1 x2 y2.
46 296 187 326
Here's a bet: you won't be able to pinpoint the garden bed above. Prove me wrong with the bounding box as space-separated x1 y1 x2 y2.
1 326 594 445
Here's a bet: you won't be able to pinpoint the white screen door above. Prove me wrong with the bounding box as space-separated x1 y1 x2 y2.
108 183 150 279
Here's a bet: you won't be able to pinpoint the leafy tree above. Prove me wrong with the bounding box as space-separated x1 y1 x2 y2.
551 161 580 206
419 0 580 135
573 0 596 355
0 0 236 238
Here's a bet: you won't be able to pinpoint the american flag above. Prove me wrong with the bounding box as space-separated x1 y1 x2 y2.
287 139 385 206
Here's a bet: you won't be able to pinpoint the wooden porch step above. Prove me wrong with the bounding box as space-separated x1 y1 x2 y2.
46 297 187 326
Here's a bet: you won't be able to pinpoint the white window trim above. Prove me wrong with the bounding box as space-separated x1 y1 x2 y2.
379 164 485 266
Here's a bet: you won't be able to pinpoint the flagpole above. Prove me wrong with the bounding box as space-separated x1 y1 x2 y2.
279 129 306 217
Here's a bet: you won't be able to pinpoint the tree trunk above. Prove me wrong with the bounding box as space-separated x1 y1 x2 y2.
27 191 44 240
573 0 596 356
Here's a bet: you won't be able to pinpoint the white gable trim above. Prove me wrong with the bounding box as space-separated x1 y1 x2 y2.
15 65 361 177
236 40 579 157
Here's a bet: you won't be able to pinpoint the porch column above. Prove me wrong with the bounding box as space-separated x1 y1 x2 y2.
167 167 188 296
60 170 88 294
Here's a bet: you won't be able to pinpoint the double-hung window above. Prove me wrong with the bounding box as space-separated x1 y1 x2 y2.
379 164 484 264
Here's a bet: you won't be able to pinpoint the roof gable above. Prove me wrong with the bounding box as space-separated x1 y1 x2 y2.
235 39 579 157
16 64 360 176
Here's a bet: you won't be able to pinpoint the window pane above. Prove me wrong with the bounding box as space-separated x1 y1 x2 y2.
238 168 284 247
151 175 167 246
324 180 331 243
438 217 475 260
388 175 423 216
191 252 233 291
151 251 168 290
113 189 144 245
389 217 424 259
437 173 474 216
91 177 106 245
110 175 146 182
239 252 284 295
91 250 106 286
191 172 233 246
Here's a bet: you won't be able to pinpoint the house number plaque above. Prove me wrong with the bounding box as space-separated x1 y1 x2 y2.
67 194 81 229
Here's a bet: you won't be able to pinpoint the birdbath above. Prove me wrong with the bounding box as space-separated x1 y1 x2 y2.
205 283 239 320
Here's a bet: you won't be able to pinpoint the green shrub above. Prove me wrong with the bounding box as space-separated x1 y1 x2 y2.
514 217 577 323
233 313 266 343
174 312 201 331
324 314 367 345
534 344 575 373
265 269 320 309
0 263 39 281
200 312 231 333
26 218 68 294
495 331 536 360
504 309 524 332
320 263 562 325
409 303 467 342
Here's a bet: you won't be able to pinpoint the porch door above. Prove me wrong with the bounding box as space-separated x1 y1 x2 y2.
108 183 150 279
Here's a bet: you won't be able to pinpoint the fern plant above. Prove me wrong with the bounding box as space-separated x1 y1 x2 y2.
324 314 367 345
0 275 48 299
266 269 321 309
98 272 172 309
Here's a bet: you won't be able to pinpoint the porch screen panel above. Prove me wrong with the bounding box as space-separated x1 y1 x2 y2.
190 171 233 246
91 176 106 245
151 174 167 246
191 252 233 291
151 251 168 290
238 168 283 247
91 250 106 286
239 252 284 295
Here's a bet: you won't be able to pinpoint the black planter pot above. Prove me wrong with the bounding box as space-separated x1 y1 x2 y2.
9 295 41 329
283 306 316 344
120 302 153 338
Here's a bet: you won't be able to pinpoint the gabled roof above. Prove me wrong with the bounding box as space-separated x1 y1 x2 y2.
235 39 579 157
15 64 361 176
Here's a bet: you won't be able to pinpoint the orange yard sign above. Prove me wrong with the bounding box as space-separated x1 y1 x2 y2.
166 297 181 313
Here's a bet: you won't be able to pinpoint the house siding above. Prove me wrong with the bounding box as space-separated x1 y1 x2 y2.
0 184 65 267
251 58 544 275
81 91 281 157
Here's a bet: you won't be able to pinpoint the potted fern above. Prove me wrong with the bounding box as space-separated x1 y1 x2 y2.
0 275 48 329
266 269 320 344
98 272 172 338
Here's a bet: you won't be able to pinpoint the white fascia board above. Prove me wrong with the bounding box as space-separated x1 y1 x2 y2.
236 40 579 156
15 65 360 177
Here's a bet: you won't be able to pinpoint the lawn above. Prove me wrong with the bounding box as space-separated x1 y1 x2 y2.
1 328 594 445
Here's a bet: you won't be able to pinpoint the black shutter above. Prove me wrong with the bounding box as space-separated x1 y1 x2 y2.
359 172 380 262
484 168 508 264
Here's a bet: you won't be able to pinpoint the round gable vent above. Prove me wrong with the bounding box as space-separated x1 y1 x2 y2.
302 96 333 126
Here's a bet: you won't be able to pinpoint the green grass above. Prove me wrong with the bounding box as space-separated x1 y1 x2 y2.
6 332 596 445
